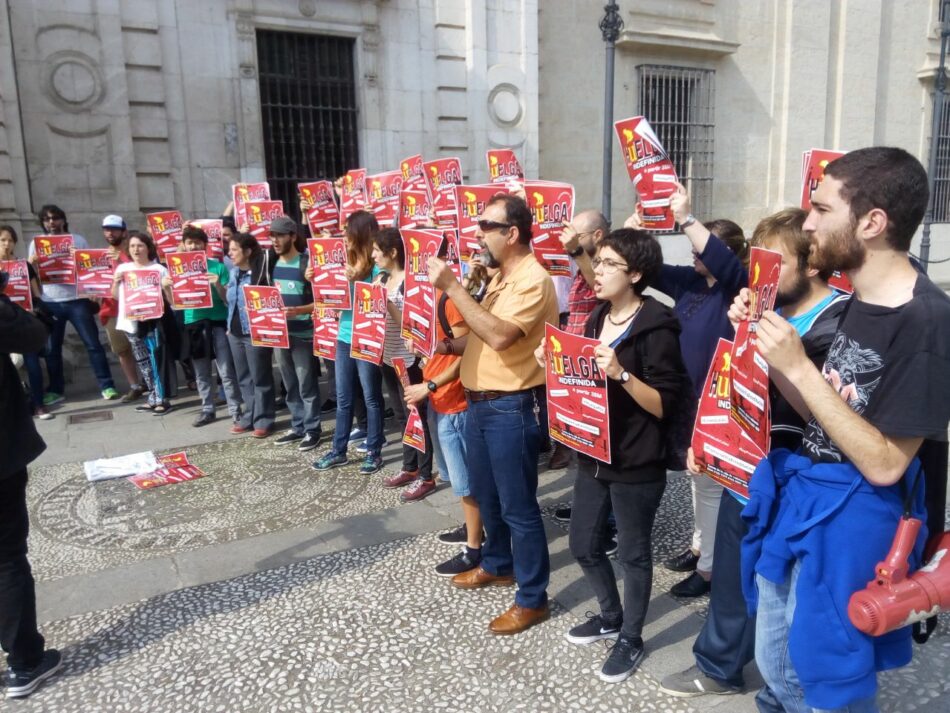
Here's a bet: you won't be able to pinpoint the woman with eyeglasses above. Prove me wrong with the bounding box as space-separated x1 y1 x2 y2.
627 183 749 599
536 228 688 683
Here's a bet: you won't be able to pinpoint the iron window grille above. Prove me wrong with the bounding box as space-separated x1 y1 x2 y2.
931 93 950 222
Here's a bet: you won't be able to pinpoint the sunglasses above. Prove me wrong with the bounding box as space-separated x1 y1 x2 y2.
477 220 512 232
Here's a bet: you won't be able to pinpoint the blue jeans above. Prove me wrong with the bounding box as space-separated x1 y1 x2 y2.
428 407 470 497
755 562 879 713
44 298 114 393
276 335 322 436
464 392 549 608
332 340 383 457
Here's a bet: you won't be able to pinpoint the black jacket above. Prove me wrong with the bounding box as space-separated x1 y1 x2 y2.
580 297 688 483
0 295 47 479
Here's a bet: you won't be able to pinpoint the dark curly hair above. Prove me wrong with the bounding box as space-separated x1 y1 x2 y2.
486 193 533 245
597 228 663 295
181 224 209 245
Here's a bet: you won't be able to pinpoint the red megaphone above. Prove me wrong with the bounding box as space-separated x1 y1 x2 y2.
848 517 950 636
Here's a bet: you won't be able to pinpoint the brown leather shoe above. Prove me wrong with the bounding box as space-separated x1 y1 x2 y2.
548 443 571 470
489 603 551 635
451 566 515 589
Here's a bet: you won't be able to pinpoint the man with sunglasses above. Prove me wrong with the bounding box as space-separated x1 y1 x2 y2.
428 193 559 635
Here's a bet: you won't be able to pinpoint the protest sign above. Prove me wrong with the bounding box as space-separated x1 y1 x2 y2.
614 116 678 232
441 229 465 281
244 200 283 249
307 237 351 309
524 180 575 277
350 281 386 365
167 251 212 310
122 269 165 321
299 180 342 237
800 148 845 211
129 452 206 490
401 229 443 357
312 308 339 359
486 149 524 185
33 235 75 284
454 184 509 261
0 259 33 310
392 357 427 453
188 219 225 260
398 186 433 229
75 249 116 298
339 169 367 230
146 211 184 261
365 170 404 227
544 324 611 463
424 157 462 228
243 285 289 348
399 154 428 192
232 182 270 230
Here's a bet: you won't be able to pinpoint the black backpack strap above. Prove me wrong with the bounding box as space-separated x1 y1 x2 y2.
437 291 454 339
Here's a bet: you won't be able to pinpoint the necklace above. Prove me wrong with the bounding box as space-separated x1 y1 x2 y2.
607 300 643 326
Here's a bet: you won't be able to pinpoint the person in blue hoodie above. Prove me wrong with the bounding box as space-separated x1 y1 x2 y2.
736 147 950 712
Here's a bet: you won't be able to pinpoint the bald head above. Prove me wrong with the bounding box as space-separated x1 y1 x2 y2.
573 210 609 255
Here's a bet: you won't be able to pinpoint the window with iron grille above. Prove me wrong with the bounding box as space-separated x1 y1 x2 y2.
256 31 359 223
637 65 715 220
931 93 950 222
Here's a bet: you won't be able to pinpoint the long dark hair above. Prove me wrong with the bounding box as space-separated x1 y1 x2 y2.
374 227 404 270
705 219 749 267
231 232 262 264
345 210 378 281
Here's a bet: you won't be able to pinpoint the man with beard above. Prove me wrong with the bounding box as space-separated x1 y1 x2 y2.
97 215 145 402
661 207 848 702
428 193 558 635
731 147 950 711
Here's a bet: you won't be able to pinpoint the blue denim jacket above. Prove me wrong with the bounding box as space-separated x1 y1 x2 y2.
226 267 252 335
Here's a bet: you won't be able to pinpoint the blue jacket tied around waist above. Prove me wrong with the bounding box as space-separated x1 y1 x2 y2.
740 449 927 709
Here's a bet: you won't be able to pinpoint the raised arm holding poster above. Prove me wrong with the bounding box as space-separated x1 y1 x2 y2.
366 170 404 227
423 157 462 228
244 200 284 249
350 281 387 365
0 259 33 310
614 116 678 232
400 229 443 357
307 237 351 309
339 169 367 230
33 235 76 284
454 184 509 262
242 284 289 349
392 357 427 453
312 307 339 360
544 324 611 463
188 219 225 260
524 180 575 277
486 149 524 185
122 269 165 321
146 211 184 261
299 180 342 237
167 251 212 310
75 249 116 298
232 182 270 229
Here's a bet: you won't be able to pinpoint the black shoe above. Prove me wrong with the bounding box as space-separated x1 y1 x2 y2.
438 524 468 544
275 397 287 411
564 612 621 645
664 548 700 572
671 571 711 598
274 431 304 445
434 548 481 577
320 398 337 414
599 635 645 683
192 412 216 428
4 649 62 699
298 432 321 451
553 506 572 523
384 407 395 420
604 530 619 557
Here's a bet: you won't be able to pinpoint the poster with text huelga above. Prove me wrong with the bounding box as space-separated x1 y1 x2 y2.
167 251 212 310
75 249 116 298
0 259 33 310
146 211 184 260
243 284 289 349
801 148 845 211
244 200 283 250
454 184 509 261
392 357 427 453
299 181 342 237
401 229 444 358
614 116 678 232
188 219 224 261
398 186 433 229
312 307 339 360
339 169 367 230
524 180 574 278
307 237 351 309
350 281 387 365
122 269 165 321
366 170 404 227
33 235 75 284
232 182 270 231
399 154 428 192
442 229 465 281
424 157 463 228
544 324 611 463
486 149 524 185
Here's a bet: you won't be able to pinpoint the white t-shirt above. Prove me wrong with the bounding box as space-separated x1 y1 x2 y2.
114 262 168 334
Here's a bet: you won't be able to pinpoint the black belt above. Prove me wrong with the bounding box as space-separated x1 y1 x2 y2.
465 388 534 403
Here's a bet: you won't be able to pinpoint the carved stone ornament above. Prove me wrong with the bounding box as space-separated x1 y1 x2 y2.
44 51 104 112
488 83 524 128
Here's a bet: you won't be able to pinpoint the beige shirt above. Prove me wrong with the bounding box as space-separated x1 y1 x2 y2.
460 253 559 391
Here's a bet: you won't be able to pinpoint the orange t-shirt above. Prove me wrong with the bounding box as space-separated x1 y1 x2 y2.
423 291 467 414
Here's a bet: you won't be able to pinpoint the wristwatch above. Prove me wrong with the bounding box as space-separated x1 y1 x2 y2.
426 380 438 393
680 214 697 229
569 245 584 258
618 371 630 384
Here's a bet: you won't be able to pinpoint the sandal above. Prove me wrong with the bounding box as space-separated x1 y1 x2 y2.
134 403 155 413
152 403 175 416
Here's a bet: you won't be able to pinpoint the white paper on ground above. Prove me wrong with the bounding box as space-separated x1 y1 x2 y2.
83 451 159 482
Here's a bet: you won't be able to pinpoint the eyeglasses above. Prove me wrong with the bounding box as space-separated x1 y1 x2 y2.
591 257 629 274
477 220 512 233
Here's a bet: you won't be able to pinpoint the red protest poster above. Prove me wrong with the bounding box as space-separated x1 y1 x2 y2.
232 182 271 230
366 170 404 227
339 169 367 229
75 249 116 298
129 462 206 490
350 281 387 364
747 246 782 321
312 308 339 359
827 271 853 294
401 229 443 357
307 237 351 309
729 319 771 454
454 184 509 261
243 285 289 348
167 251 212 310
424 157 462 228
442 229 464 281
544 324 611 463
122 269 165 321
244 200 284 249
614 116 678 232
800 149 844 210
399 154 427 192
158 452 190 466
0 259 33 310
188 219 225 261
392 357 427 452
33 235 76 284
299 180 342 237
524 180 574 277
146 211 184 260
486 149 524 184
398 186 433 229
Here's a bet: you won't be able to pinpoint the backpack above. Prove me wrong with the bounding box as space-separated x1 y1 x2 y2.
437 292 455 340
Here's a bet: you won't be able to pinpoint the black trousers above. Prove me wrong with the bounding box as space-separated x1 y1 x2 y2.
693 489 756 688
569 461 665 641
381 362 433 479
0 469 44 671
